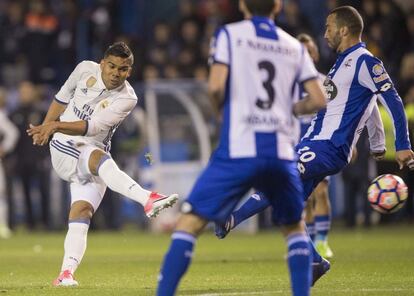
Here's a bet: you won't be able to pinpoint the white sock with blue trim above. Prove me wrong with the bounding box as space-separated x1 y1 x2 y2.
98 157 151 205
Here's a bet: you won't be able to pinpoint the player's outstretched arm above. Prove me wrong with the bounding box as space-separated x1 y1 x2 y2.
377 87 414 169
293 78 326 116
359 56 413 169
376 85 414 169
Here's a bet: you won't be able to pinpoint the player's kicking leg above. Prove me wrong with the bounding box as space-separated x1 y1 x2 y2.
214 192 269 239
89 149 178 218
313 180 333 259
53 147 178 287
215 191 330 286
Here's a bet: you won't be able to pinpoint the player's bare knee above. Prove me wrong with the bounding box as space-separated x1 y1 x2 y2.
89 149 108 175
69 200 94 220
175 213 207 237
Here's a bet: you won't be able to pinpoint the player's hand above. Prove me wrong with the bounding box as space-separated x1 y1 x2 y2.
395 150 414 170
371 150 386 161
26 122 57 146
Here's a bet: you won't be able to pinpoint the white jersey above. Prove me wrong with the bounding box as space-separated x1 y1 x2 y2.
210 16 318 160
53 61 137 152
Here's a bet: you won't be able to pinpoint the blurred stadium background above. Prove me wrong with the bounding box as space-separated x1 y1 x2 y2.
0 0 413 233
0 0 414 295
0 0 414 253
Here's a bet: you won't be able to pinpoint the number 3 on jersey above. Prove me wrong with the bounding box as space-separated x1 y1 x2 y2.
256 60 276 110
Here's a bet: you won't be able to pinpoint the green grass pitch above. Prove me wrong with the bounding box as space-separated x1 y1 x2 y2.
0 225 414 295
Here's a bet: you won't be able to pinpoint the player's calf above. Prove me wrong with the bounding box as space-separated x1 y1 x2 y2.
94 152 179 215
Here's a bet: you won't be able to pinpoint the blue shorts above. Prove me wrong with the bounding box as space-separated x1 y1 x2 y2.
296 140 348 199
183 154 304 225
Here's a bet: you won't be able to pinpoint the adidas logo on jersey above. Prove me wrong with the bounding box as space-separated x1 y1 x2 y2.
81 88 88 95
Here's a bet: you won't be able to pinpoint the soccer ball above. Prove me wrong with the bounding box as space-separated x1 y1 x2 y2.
367 174 408 214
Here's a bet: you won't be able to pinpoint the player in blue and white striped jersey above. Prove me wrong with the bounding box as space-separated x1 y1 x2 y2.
298 5 413 193
157 1 326 295
213 5 413 286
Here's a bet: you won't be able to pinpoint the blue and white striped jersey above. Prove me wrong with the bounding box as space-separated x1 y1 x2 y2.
302 42 410 158
209 16 318 160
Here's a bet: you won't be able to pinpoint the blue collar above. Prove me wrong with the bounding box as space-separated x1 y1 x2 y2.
251 16 275 26
338 42 366 56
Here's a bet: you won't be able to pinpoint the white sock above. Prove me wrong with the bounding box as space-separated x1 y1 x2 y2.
61 222 89 274
98 157 150 205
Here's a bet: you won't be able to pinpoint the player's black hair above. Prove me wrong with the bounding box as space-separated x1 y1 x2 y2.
104 42 134 64
244 0 275 16
329 6 364 36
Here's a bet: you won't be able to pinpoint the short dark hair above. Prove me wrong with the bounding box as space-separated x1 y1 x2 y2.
104 42 134 64
297 33 314 44
330 6 364 36
244 0 275 16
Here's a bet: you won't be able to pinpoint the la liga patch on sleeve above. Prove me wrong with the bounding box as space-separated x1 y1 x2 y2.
372 64 388 83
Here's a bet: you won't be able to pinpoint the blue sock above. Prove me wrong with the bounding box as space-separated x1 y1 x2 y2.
315 215 330 242
286 233 312 296
232 192 270 228
157 231 195 296
306 222 316 242
305 225 322 263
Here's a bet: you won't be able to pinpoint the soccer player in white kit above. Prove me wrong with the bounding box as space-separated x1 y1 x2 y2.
27 42 178 286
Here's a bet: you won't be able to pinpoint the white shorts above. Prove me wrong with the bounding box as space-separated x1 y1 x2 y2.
50 139 107 211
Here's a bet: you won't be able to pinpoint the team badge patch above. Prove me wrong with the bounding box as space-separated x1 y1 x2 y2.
100 100 109 109
372 64 389 83
372 64 384 76
86 76 97 88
